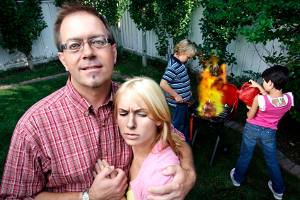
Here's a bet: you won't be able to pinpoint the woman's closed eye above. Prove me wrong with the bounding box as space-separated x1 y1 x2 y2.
137 111 147 117
118 110 128 116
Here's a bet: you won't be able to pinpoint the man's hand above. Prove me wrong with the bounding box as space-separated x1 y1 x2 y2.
89 159 128 200
147 165 195 200
175 95 183 103
34 159 128 200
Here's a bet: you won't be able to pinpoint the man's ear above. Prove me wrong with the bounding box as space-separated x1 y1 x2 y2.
112 44 117 64
58 52 69 71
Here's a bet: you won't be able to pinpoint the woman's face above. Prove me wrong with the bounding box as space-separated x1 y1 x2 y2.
117 92 160 148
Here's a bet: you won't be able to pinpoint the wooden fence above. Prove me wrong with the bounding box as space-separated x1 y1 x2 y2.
0 1 282 76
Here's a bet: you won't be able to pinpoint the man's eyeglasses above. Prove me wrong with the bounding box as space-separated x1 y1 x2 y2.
60 37 112 53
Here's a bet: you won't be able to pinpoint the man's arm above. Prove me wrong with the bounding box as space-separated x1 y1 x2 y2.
35 192 81 200
35 163 127 200
160 79 183 103
147 142 196 200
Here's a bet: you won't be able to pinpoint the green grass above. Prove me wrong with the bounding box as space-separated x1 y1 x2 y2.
115 52 167 82
187 120 300 199
0 60 66 85
1 52 300 199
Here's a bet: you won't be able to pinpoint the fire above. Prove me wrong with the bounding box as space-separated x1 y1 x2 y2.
197 56 227 118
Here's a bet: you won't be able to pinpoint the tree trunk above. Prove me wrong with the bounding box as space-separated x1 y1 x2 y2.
142 31 147 67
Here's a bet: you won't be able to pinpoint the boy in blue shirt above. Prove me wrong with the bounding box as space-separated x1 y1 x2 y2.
160 39 197 143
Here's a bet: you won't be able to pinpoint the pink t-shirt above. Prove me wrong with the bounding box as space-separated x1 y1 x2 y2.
247 92 293 129
128 142 180 200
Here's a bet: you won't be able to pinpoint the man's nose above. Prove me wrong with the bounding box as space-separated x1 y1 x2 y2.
82 42 94 58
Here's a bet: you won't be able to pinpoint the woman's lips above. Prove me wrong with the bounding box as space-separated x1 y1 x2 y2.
124 133 139 139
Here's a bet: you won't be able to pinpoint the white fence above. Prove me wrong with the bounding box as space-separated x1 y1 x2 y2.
0 1 58 70
0 1 280 76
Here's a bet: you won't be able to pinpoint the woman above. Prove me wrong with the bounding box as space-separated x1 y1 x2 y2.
115 77 183 200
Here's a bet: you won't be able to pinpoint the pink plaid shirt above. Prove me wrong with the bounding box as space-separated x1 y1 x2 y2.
0 79 132 199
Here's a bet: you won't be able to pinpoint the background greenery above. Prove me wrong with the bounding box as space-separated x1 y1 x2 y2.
0 0 47 70
0 52 300 199
1 0 298 120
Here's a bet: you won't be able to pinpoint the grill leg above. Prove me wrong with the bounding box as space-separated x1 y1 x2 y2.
209 135 220 166
191 128 198 146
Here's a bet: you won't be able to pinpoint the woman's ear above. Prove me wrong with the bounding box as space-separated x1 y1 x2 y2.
268 80 274 88
155 121 162 127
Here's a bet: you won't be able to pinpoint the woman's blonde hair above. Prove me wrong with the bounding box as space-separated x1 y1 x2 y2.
114 77 182 156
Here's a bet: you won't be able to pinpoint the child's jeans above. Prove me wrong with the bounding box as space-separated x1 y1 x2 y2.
171 103 190 143
233 122 285 194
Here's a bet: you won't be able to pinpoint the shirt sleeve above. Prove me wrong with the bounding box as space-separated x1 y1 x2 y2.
257 95 266 111
141 148 180 199
0 122 45 199
162 61 180 82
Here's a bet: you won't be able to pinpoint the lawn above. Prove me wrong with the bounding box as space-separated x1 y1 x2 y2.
0 52 300 199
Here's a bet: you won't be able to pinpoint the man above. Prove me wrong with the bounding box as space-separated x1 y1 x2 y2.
160 39 196 143
0 3 196 200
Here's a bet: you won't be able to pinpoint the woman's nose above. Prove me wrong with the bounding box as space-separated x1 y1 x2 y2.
126 114 136 129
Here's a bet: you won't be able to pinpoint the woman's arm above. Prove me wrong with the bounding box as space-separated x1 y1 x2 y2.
247 95 259 119
249 79 267 95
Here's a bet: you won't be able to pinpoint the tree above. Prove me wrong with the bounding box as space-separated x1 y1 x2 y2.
0 0 19 53
129 0 199 56
0 0 47 70
55 0 129 26
55 0 199 59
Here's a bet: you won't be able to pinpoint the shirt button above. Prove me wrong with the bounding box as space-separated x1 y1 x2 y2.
84 111 89 117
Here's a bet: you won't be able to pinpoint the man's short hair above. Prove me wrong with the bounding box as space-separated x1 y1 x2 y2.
54 2 115 51
174 39 197 58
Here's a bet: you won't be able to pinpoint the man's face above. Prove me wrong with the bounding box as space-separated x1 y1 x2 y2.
176 53 191 64
58 11 117 91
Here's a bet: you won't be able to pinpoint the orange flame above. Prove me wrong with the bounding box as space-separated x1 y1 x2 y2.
197 59 227 118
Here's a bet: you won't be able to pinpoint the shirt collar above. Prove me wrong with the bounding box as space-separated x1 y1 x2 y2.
171 54 183 64
65 79 119 114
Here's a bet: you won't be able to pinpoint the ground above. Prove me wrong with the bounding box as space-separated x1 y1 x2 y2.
277 113 300 165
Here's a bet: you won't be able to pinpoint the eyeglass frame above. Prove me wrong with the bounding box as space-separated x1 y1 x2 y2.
59 36 113 53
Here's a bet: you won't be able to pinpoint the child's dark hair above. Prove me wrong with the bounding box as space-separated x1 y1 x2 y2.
262 65 289 90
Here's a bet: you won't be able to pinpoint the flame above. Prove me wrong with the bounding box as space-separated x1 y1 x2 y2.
197 56 227 118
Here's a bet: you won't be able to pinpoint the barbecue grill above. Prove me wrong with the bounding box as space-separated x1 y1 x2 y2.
190 83 239 165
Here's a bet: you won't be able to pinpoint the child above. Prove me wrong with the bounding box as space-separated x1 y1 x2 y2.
230 65 294 200
160 39 197 143
114 77 183 200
